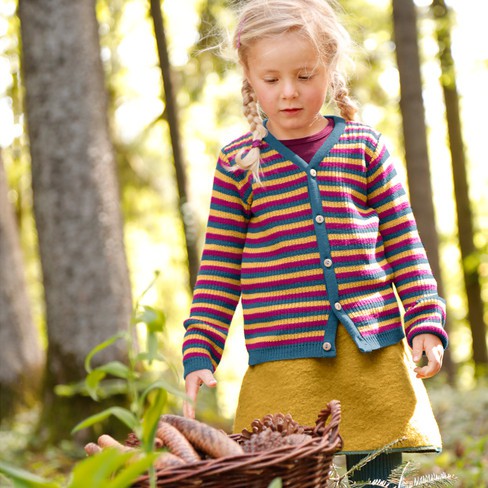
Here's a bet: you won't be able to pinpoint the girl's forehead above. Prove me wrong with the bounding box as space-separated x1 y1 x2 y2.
246 31 321 67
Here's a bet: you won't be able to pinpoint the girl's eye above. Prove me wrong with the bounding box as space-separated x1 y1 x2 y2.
299 74 313 80
264 78 278 83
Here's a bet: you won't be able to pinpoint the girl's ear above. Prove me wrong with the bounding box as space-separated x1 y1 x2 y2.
241 63 250 83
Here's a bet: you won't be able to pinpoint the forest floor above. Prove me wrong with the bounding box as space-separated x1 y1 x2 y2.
0 380 486 487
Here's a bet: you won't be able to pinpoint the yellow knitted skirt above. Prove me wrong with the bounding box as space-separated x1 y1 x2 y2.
233 325 442 454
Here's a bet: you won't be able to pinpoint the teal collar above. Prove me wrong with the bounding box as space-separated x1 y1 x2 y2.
263 115 346 170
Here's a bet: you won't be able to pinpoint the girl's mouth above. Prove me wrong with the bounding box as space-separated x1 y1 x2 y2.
282 108 301 114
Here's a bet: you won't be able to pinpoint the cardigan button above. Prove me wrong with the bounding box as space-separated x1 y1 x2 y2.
322 342 332 351
315 215 325 224
310 169 317 177
324 258 333 268
334 302 342 311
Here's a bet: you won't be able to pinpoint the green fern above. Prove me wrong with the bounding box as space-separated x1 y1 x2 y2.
328 439 457 488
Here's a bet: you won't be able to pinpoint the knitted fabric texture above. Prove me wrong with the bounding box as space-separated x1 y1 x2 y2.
233 325 443 453
182 116 448 378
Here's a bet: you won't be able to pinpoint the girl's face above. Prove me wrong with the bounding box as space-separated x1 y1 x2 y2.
244 30 329 140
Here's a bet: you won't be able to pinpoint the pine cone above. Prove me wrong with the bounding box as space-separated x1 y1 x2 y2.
242 430 287 453
125 432 140 448
241 412 306 440
242 430 311 453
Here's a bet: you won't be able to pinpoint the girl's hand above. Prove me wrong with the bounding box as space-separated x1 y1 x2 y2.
411 334 444 379
183 369 217 418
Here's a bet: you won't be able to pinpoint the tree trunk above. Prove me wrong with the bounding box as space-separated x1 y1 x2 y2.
18 0 132 443
431 0 488 376
0 151 44 420
149 0 200 290
392 0 454 378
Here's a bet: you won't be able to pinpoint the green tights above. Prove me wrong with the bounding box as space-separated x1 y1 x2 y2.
346 452 402 486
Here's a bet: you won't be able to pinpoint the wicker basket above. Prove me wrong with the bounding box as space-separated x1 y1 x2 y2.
132 400 342 488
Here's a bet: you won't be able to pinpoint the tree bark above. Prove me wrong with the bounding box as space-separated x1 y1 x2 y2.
431 0 488 376
149 0 200 291
392 0 454 378
18 0 132 442
0 151 44 420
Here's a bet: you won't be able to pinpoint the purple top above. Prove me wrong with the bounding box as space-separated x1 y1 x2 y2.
280 119 335 163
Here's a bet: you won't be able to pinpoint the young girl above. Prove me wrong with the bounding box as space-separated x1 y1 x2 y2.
182 0 448 482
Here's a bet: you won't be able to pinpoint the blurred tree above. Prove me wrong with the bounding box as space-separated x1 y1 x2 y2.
391 0 454 379
431 0 488 377
18 0 132 443
0 150 44 420
149 0 200 291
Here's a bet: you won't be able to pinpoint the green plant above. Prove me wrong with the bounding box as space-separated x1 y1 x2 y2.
0 272 184 488
328 439 457 488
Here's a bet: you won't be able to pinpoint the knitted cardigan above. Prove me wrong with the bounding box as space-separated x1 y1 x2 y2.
182 116 448 378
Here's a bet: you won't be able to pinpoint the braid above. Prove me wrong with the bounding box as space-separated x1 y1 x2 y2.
235 79 267 182
331 72 358 121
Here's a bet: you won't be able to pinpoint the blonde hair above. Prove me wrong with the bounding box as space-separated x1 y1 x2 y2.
232 0 358 180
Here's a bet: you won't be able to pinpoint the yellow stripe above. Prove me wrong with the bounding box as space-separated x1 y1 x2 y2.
186 324 228 339
241 268 324 285
357 317 401 332
246 330 323 344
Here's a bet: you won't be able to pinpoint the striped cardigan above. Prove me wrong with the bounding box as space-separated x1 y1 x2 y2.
182 116 448 378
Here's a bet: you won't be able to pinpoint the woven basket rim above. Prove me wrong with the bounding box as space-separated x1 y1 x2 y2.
133 400 342 486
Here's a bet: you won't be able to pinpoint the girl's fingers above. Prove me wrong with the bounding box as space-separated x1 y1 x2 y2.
183 370 217 418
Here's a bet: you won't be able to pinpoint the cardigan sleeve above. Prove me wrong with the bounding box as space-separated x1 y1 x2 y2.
182 151 252 378
366 134 448 349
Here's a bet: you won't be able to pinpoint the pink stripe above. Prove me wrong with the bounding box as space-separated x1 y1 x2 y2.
247 336 322 350
383 238 421 254
328 236 378 246
208 215 248 230
201 249 243 260
185 330 226 346
246 305 328 321
211 195 242 211
387 253 427 267
246 231 314 245
242 273 324 288
183 352 211 360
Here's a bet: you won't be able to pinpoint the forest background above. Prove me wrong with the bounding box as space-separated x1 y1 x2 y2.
0 0 487 486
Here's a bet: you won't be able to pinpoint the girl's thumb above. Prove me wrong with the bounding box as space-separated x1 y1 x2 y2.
201 371 217 387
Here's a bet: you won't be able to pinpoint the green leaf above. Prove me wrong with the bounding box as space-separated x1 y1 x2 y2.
0 461 60 488
136 306 165 333
84 332 127 373
268 478 283 488
95 361 131 379
139 379 186 406
140 388 167 452
54 380 87 397
146 332 159 364
135 352 166 363
86 370 107 401
67 449 134 488
72 407 138 434
106 453 159 488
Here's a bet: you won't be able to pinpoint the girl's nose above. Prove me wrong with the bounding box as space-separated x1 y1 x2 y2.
281 80 298 98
